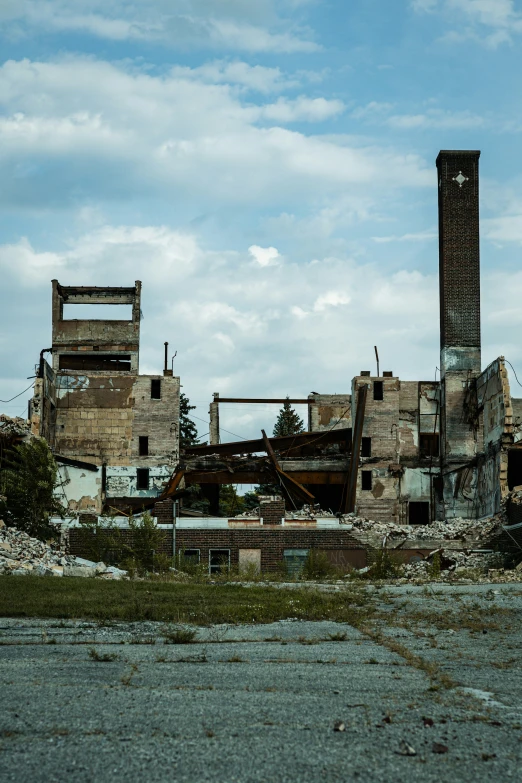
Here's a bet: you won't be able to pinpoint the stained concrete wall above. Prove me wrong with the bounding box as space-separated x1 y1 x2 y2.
308 394 351 432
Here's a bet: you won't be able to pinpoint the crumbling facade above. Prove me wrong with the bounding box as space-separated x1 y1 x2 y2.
29 281 180 513
173 149 522 531
24 148 522 574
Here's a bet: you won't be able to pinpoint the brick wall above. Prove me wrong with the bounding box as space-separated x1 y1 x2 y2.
68 526 366 571
259 499 285 525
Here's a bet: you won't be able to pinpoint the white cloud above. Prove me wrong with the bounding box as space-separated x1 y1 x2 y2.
0 57 431 211
372 230 437 243
412 0 522 46
1 0 320 53
313 291 351 311
253 96 345 123
173 61 298 93
353 103 485 130
387 108 484 129
249 245 281 266
483 214 522 244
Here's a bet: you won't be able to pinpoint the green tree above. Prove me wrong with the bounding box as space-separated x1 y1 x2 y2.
219 485 245 517
0 438 64 539
273 397 305 438
180 392 200 448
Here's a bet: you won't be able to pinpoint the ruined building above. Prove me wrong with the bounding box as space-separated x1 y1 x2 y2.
176 150 522 528
29 281 180 513
26 149 522 575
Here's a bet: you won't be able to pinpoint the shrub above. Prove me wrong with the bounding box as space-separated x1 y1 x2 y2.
302 549 340 580
0 438 64 539
365 547 403 579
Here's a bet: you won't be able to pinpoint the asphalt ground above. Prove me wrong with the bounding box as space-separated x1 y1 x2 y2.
1 583 522 782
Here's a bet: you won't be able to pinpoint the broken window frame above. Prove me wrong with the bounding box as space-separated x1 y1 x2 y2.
138 436 149 456
209 549 230 575
151 379 162 399
373 381 384 401
361 437 372 458
361 470 373 491
136 468 150 490
408 501 430 525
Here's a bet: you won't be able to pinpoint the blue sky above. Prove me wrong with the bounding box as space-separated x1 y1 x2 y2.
1 0 522 440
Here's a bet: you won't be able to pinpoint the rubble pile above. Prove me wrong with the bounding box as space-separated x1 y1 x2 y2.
341 513 502 542
401 549 504 581
0 415 32 440
0 522 127 579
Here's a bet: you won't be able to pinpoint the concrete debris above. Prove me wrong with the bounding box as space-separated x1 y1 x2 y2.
401 550 503 580
340 513 501 542
0 415 31 439
0 525 127 579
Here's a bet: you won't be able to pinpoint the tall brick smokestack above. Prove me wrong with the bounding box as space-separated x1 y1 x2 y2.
436 150 481 376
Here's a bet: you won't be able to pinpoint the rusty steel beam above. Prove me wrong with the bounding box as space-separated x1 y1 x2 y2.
160 468 185 499
215 398 316 404
345 384 368 513
184 470 348 485
184 427 351 457
261 429 315 504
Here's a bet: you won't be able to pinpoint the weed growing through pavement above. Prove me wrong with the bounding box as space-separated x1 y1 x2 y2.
327 632 348 641
163 625 198 644
88 648 119 662
121 663 139 685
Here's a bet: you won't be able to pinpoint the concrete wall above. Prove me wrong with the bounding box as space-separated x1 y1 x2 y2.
308 394 351 432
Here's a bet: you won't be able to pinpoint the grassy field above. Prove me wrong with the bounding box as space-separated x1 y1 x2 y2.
0 576 374 625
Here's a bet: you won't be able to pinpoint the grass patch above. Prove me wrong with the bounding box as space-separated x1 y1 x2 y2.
0 575 373 625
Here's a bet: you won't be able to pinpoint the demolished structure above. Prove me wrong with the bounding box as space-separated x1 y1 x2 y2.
9 149 522 575
28 281 180 515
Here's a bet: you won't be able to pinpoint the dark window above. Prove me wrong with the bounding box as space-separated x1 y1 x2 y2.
209 549 230 575
151 379 161 399
373 381 383 401
361 437 372 458
139 436 149 456
409 501 430 525
361 470 372 490
136 468 150 490
179 549 200 567
508 450 522 491
419 433 439 458
59 353 131 372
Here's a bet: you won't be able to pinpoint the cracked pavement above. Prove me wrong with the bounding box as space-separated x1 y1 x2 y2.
1 583 522 781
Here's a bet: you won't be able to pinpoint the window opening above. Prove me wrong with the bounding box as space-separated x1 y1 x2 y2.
151 379 161 399
179 549 200 567
136 468 150 490
209 549 230 575
408 501 430 525
373 381 384 401
283 549 309 578
361 470 372 490
507 450 522 491
59 354 131 372
419 433 439 458
361 437 372 458
139 436 149 456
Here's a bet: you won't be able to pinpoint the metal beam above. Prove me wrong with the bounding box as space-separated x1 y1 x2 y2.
184 470 348 485
215 398 317 404
261 429 315 504
345 384 368 513
184 427 351 457
160 468 185 499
